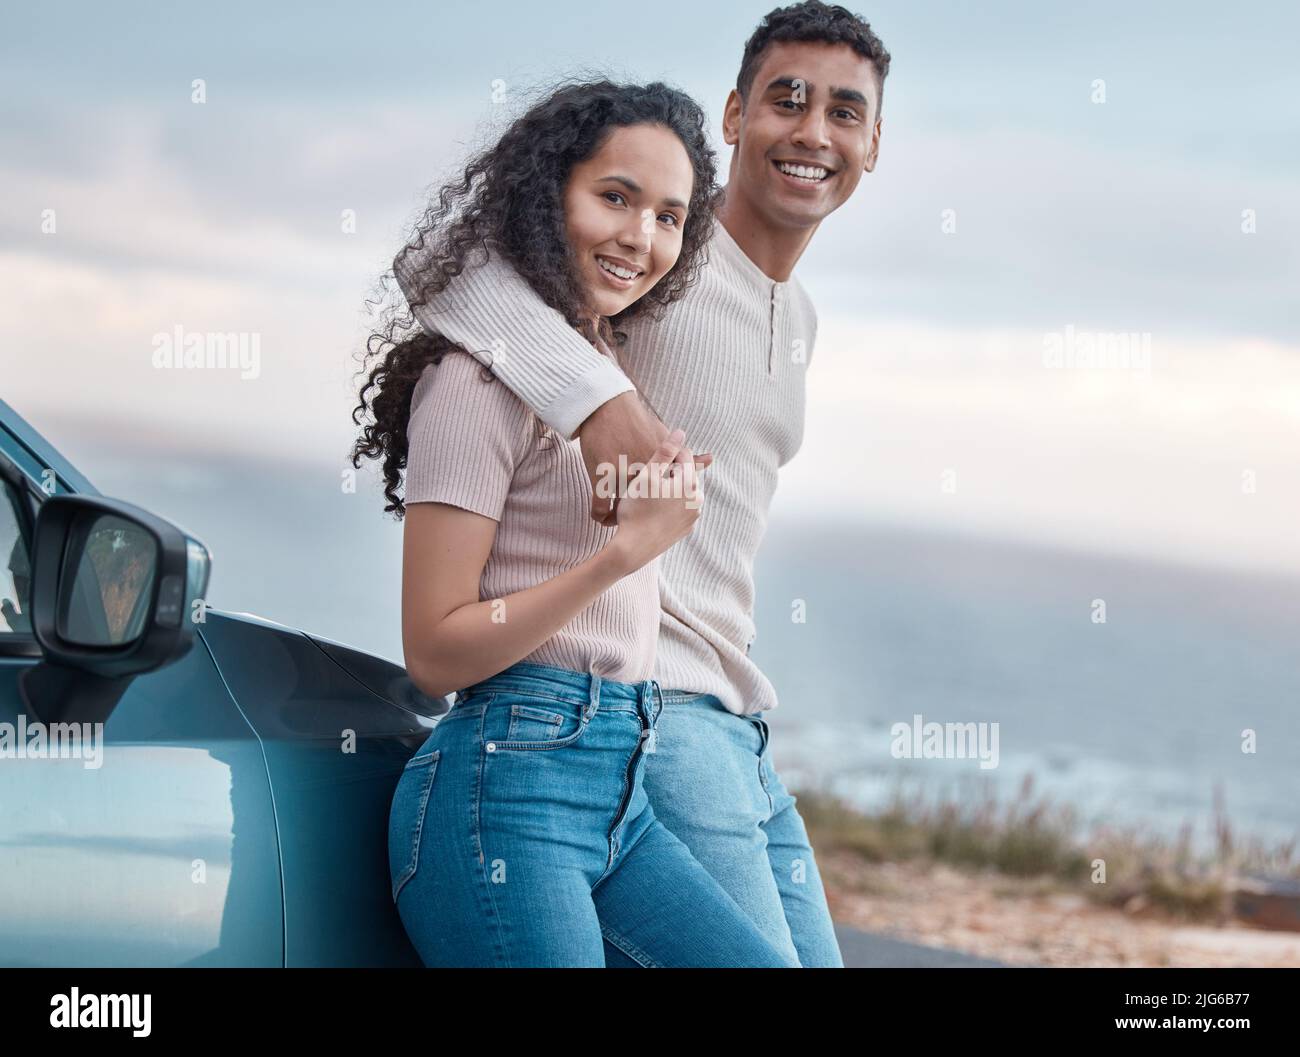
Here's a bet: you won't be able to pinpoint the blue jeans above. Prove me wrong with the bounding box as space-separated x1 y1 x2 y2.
388 661 798 967
601 690 844 969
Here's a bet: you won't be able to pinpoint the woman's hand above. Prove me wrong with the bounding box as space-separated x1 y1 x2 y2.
606 428 707 574
578 391 713 526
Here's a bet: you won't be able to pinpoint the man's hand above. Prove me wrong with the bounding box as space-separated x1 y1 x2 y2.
576 390 713 525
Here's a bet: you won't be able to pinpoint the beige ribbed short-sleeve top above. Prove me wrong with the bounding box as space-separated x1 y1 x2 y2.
403 342 660 684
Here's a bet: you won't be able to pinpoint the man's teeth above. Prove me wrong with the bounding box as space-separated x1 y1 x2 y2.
597 257 640 280
777 161 830 182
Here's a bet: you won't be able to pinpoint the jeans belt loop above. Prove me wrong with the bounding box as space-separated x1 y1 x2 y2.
587 668 601 723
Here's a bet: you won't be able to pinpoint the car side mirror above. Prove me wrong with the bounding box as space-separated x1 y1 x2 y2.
19 495 212 724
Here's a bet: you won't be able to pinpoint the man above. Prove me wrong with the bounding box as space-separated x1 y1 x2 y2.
395 1 889 967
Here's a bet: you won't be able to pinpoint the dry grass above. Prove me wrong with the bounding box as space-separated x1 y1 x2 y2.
795 775 1299 924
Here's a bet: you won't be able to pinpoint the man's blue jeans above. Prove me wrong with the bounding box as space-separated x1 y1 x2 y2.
389 661 799 967
601 688 844 968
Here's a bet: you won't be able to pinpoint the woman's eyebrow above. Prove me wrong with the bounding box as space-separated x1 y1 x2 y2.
594 174 687 211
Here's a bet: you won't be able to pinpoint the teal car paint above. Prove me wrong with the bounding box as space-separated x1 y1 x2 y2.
0 399 439 967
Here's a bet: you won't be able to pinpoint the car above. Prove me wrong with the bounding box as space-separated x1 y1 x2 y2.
0 397 445 966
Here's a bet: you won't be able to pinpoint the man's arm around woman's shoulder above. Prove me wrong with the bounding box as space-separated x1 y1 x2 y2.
393 244 634 441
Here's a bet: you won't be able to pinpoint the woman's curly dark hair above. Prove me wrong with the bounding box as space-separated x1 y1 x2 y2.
350 78 724 518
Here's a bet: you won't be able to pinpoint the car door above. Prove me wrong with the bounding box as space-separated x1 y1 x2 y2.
0 402 284 967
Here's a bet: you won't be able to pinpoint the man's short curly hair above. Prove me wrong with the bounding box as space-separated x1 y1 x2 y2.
736 1 892 118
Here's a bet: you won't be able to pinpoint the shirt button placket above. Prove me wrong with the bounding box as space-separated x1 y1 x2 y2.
768 283 778 374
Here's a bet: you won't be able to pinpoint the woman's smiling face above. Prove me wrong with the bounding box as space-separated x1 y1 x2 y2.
562 122 695 321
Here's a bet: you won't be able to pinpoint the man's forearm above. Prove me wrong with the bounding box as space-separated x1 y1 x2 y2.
394 246 634 439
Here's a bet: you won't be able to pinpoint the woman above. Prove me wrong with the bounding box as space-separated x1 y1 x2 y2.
351 80 795 967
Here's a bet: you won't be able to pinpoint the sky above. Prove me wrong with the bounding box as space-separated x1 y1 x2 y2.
2 0 1298 575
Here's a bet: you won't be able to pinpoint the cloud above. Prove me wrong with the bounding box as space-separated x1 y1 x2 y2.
3 23 1296 578
799 125 1299 342
774 314 1300 575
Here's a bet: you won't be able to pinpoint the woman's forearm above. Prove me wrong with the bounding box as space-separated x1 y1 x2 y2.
411 539 639 698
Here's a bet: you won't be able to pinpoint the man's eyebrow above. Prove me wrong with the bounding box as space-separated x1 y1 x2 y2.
594 174 688 211
764 75 870 108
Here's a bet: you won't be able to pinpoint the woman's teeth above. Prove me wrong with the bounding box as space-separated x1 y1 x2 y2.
776 161 830 183
597 256 641 280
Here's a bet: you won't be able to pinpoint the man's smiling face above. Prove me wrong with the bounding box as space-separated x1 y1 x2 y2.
723 40 882 229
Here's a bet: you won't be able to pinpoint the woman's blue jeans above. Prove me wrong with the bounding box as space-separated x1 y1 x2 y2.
388 661 798 967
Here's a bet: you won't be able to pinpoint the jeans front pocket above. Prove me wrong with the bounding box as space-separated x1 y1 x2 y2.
506 702 568 744
485 692 590 751
388 749 442 903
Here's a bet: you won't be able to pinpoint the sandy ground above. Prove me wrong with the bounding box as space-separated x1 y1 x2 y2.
821 852 1300 968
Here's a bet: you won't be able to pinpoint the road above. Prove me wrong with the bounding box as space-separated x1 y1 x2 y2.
833 923 1024 967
